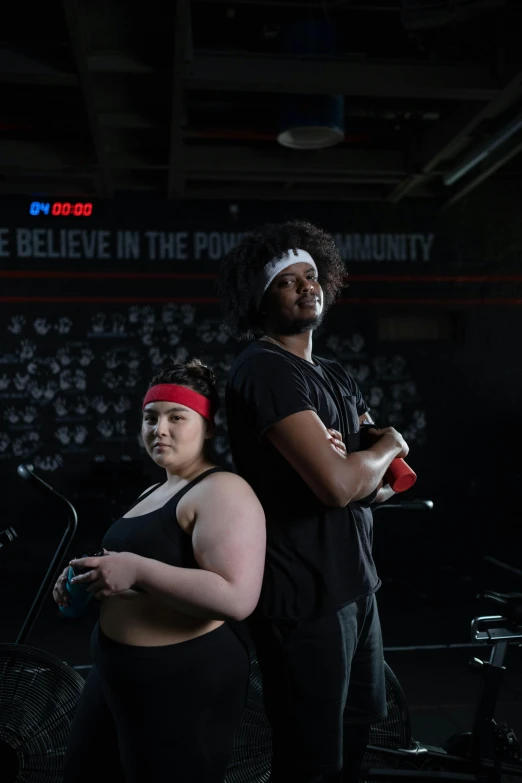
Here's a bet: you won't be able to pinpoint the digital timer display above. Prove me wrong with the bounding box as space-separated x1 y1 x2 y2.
29 201 93 217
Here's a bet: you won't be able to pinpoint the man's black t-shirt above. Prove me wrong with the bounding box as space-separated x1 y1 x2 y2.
226 340 381 623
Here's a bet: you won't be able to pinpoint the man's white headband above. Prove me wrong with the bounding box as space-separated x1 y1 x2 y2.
255 248 317 307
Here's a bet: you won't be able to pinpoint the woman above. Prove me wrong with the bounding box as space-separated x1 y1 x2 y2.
53 359 266 783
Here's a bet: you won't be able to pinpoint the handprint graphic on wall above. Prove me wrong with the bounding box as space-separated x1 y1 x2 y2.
19 339 36 362
91 313 107 334
4 407 20 425
74 397 90 416
74 369 87 391
8 315 26 335
102 372 123 391
56 348 73 366
14 373 30 391
97 420 114 439
55 426 71 446
73 425 88 445
127 351 141 371
113 396 132 414
0 433 11 453
103 351 120 370
54 397 68 418
22 406 38 424
34 454 64 472
59 370 73 391
27 380 45 400
43 381 58 400
1 304 427 485
33 318 52 336
92 396 110 415
55 317 73 335
78 347 95 367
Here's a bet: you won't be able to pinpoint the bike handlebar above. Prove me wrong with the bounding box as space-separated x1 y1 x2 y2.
16 463 79 645
373 500 434 513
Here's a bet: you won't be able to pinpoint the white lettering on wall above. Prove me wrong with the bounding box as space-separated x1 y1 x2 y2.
334 233 435 262
0 228 436 263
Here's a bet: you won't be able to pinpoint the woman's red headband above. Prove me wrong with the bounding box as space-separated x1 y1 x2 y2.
142 384 214 422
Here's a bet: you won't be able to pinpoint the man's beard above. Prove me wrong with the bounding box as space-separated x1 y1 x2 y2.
273 310 324 336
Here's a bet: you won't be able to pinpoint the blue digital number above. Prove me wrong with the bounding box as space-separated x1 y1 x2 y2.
29 202 50 215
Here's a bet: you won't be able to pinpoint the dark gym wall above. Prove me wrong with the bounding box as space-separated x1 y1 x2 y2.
1 189 520 645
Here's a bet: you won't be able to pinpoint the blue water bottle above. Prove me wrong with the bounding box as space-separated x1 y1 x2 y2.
60 550 104 618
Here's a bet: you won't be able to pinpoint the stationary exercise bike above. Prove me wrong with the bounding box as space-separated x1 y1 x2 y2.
0 465 85 782
361 501 522 783
226 501 522 783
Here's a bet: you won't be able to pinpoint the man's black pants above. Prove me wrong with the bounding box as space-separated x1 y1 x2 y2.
248 593 387 783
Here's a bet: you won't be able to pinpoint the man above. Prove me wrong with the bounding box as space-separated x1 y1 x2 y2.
218 219 409 783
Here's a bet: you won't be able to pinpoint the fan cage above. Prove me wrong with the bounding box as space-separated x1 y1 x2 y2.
0 644 85 783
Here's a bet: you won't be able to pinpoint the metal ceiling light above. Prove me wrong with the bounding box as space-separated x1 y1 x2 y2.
277 19 345 150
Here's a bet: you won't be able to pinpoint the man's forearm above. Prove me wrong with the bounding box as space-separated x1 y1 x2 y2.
340 437 401 505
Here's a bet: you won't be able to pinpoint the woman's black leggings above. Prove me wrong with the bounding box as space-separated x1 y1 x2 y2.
64 622 250 783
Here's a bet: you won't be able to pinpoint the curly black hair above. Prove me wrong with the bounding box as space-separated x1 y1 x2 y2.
217 219 346 340
148 358 220 415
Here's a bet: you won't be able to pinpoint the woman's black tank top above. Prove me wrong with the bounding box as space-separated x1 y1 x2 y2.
102 468 223 569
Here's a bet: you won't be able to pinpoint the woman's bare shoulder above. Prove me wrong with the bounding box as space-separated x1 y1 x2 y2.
204 470 257 493
197 470 263 511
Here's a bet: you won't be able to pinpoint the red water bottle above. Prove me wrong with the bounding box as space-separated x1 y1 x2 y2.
384 458 417 493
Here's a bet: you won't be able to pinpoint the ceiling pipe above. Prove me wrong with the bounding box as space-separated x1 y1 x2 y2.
443 111 522 187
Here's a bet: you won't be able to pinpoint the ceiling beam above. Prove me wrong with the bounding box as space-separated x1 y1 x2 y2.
182 146 407 176
0 143 410 180
99 112 154 129
62 0 113 197
388 71 522 203
0 140 77 169
443 135 522 207
182 184 435 201
185 172 403 184
87 53 155 74
0 49 79 86
185 53 507 101
192 0 398 8
0 181 94 196
168 0 192 199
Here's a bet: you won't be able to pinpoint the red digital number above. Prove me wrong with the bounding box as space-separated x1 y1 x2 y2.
50 201 93 216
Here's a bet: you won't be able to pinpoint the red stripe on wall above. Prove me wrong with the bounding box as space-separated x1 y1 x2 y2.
1 271 522 283
338 298 522 306
3 296 522 305
0 296 219 304
0 270 217 280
